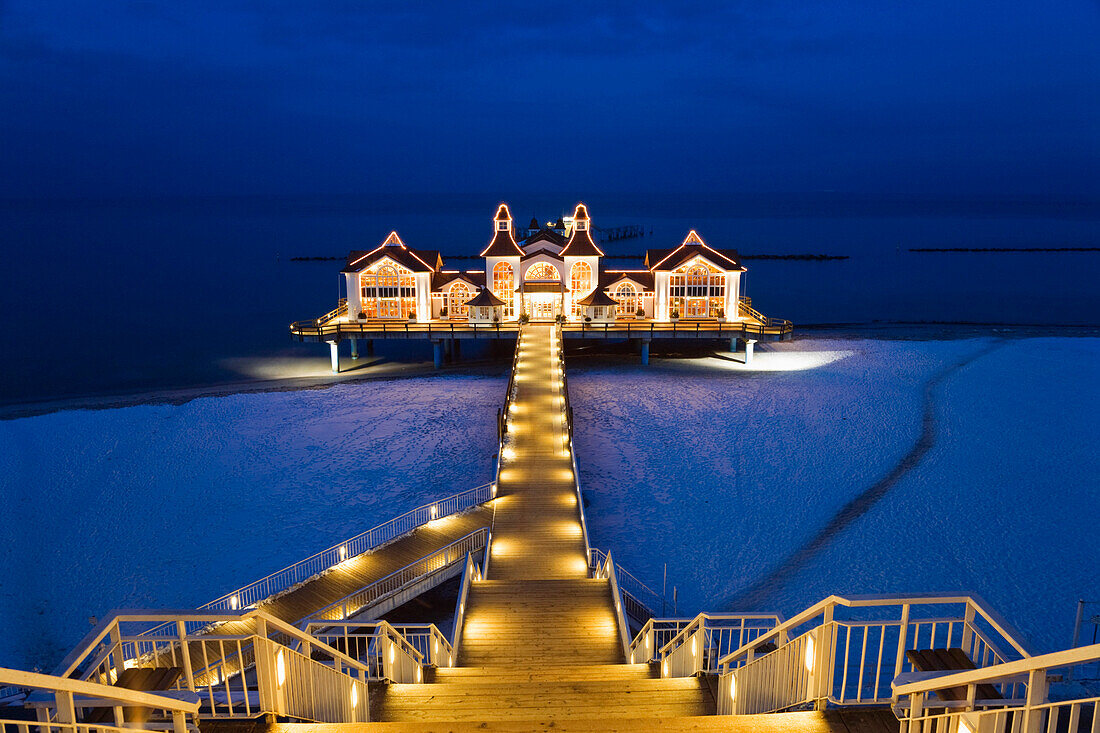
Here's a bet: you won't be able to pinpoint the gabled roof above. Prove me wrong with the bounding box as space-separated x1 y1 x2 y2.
577 288 618 307
432 270 485 291
467 288 505 307
520 251 564 265
644 230 743 272
480 203 525 257
559 203 604 257
342 232 441 273
523 228 567 247
600 270 655 291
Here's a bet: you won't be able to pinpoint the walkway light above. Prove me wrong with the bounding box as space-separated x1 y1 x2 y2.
230 595 239 610
692 638 698 658
416 666 422 683
430 505 438 518
350 682 358 709
804 635 815 672
339 545 347 561
730 676 737 701
662 659 669 677
389 641 395 664
276 649 286 687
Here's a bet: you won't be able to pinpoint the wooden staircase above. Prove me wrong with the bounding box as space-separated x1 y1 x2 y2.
233 324 897 733
370 324 714 724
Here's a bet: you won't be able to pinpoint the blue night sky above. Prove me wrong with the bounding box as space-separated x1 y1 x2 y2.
2 0 1099 198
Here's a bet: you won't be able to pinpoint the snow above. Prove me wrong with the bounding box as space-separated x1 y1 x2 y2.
2 336 1096 672
571 337 1100 654
0 374 502 671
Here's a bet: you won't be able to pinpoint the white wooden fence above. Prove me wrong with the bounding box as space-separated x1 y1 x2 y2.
3 666 199 733
713 594 1032 715
893 643 1100 733
52 610 371 723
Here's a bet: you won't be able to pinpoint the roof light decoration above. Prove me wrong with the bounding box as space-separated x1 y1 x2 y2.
480 203 524 257
559 203 606 257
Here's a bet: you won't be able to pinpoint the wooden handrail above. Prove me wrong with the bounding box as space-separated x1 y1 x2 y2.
893 643 1100 696
1 666 199 714
716 593 1033 669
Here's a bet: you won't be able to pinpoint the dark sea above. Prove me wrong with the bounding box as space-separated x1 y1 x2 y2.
2 193 1098 407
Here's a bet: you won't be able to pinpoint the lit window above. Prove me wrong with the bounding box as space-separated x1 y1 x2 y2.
614 283 639 316
448 282 472 317
525 262 559 280
492 262 515 317
570 262 592 315
360 263 417 318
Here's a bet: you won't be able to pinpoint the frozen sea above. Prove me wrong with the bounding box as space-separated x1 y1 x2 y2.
0 336 1097 671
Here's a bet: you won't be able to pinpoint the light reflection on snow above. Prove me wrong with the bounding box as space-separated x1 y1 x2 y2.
703 349 854 372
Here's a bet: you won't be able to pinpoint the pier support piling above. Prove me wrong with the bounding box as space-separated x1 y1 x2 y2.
744 339 756 365
433 341 443 370
453 339 461 360
365 339 374 356
350 338 359 360
730 337 738 353
641 339 651 366
327 341 340 373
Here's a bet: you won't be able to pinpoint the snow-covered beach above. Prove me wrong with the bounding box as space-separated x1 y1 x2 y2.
572 336 1100 654
0 374 502 670
1 335 1096 671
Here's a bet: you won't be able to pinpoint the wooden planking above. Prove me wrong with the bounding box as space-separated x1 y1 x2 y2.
215 506 493 632
365 324 713 723
142 506 493 677
267 709 896 732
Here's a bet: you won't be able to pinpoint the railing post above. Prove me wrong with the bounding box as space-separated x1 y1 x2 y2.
1023 668 1049 733
961 602 976 658
54 690 76 726
908 692 925 733
895 603 911 681
176 621 195 692
108 624 125 681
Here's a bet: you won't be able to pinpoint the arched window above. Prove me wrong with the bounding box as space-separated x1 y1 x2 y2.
448 282 472 317
525 262 559 280
360 263 416 318
492 262 514 317
614 283 638 316
570 261 592 315
669 260 726 318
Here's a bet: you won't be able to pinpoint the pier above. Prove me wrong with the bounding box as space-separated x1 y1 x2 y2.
289 295 792 371
6 324 1100 731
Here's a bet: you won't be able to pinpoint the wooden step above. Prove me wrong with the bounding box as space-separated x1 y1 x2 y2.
370 674 713 721
269 709 895 732
429 663 656 683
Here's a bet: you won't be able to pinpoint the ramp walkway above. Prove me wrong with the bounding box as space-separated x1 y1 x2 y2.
218 507 492 630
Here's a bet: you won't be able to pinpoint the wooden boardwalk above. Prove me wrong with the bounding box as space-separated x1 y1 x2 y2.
198 506 491 641
369 324 715 724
